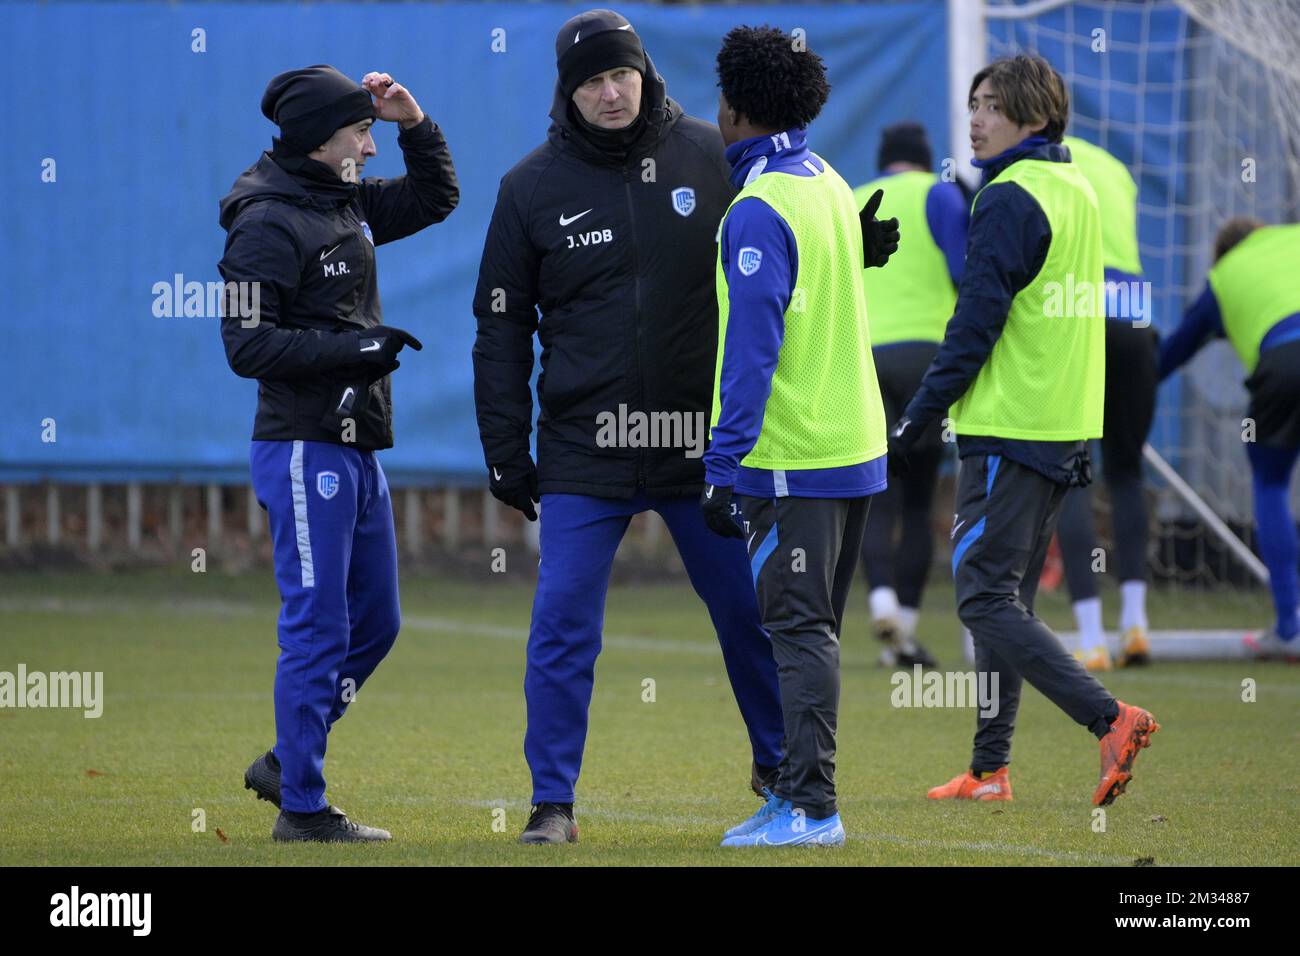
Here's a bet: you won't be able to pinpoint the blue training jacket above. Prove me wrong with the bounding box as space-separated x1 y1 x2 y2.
704 127 888 499
901 137 1089 485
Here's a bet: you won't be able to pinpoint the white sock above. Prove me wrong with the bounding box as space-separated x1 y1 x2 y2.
869 586 900 622
896 606 920 638
1120 580 1148 632
1073 597 1106 652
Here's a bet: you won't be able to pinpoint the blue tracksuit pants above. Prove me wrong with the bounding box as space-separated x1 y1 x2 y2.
525 492 785 804
1247 442 1300 639
250 440 401 813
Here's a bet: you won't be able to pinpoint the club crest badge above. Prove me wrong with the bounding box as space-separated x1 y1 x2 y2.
317 471 340 500
738 246 763 276
671 186 696 217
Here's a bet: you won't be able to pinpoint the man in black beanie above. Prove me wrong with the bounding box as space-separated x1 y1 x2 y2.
219 65 458 842
472 9 786 845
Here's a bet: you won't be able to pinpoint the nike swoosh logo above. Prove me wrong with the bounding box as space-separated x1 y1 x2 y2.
337 387 354 411
360 340 382 353
559 209 593 227
320 243 343 261
492 467 502 481
705 486 713 499
951 519 966 540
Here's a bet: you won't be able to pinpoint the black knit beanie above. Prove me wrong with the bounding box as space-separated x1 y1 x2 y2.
878 121 933 171
261 65 375 153
556 9 646 99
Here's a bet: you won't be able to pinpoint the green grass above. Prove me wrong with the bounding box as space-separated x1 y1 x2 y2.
1 569 1297 866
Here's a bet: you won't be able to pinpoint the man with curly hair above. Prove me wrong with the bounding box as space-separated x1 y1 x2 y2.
702 25 896 847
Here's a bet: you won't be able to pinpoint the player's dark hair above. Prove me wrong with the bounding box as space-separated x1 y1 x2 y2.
716 25 830 132
1213 216 1265 262
969 54 1069 143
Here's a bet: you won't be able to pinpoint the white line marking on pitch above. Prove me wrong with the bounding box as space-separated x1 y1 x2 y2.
456 798 1164 864
9 598 1300 687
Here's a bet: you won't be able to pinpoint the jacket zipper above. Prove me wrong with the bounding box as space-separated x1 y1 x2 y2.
623 165 646 491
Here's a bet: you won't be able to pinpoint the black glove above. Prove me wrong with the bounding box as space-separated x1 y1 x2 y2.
700 483 745 539
858 188 900 269
319 378 373 433
1068 448 1094 489
887 417 920 477
489 455 539 521
356 325 423 375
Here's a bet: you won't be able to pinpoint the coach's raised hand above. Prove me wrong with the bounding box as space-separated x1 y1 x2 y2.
362 72 425 129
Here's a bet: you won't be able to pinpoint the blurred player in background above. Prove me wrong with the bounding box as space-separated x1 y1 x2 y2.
1054 134 1156 671
891 54 1159 806
472 9 785 845
1158 218 1300 660
704 26 895 847
219 66 459 841
853 122 969 670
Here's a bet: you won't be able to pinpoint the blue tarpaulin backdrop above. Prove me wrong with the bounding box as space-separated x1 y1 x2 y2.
4 0 950 483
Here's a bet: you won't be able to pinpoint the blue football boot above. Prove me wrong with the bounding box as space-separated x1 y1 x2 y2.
721 806 845 847
722 788 791 841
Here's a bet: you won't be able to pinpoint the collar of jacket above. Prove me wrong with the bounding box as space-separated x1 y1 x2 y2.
725 126 810 189
973 135 1066 186
218 148 357 231
269 138 358 206
547 49 676 166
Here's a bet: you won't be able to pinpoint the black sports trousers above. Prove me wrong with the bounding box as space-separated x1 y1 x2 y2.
1246 338 1300 448
739 494 871 819
860 341 945 608
1057 321 1158 598
951 453 1119 772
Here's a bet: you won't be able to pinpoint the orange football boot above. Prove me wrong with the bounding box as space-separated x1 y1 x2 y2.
1074 646 1114 672
1117 627 1151 667
1093 700 1160 806
927 766 1012 801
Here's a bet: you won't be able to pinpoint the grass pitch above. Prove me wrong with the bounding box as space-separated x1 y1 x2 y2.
1 568 1297 866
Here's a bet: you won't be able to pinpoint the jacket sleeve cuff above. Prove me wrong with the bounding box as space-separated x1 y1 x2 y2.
704 460 738 489
328 329 362 366
397 114 437 145
900 394 933 434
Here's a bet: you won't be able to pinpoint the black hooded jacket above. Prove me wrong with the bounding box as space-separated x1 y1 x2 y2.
471 57 735 498
218 116 458 451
